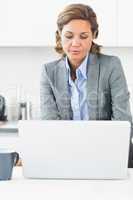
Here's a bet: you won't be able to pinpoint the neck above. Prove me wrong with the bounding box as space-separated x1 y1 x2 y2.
67 60 77 81
67 55 87 81
70 68 76 81
69 60 81 70
68 55 87 71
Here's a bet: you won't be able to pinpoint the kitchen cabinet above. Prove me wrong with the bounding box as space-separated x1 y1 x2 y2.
0 0 8 45
0 0 117 46
86 0 117 46
117 0 133 46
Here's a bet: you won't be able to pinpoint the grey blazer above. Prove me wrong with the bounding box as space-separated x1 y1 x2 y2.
40 53 133 167
40 53 132 122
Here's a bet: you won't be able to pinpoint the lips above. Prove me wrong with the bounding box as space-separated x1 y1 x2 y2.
70 50 81 54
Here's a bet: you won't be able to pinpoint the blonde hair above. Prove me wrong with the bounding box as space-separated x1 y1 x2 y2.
55 4 101 56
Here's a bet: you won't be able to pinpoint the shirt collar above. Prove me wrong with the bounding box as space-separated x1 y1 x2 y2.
65 53 89 81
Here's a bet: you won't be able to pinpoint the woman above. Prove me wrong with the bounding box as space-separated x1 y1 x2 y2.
40 3 132 121
40 4 133 167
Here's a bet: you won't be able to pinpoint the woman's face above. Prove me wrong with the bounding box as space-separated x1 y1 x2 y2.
61 19 94 67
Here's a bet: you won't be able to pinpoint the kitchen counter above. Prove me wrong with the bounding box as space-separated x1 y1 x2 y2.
0 121 18 149
0 121 18 133
0 167 133 200
0 121 133 200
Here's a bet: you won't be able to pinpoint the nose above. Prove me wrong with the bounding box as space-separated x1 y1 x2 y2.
71 37 81 46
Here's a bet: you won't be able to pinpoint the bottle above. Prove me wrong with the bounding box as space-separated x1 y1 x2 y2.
19 102 27 120
26 101 31 120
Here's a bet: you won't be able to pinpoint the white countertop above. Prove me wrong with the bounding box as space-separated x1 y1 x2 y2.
0 121 133 200
0 121 18 149
0 121 18 129
0 167 133 200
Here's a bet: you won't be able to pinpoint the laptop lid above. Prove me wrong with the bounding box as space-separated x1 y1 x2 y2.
18 120 130 179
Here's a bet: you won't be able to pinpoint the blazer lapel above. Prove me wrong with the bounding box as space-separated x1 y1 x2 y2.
87 53 100 120
55 58 73 119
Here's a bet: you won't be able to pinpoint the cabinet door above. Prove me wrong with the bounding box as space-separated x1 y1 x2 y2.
0 0 8 45
118 0 133 46
0 0 117 46
86 0 117 46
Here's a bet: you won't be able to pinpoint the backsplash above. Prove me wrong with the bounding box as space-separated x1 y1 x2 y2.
0 47 133 120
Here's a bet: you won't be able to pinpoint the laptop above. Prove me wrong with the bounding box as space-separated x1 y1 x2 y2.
18 120 131 179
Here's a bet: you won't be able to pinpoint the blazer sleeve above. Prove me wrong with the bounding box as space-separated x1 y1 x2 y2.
109 56 133 167
109 56 132 122
40 64 61 120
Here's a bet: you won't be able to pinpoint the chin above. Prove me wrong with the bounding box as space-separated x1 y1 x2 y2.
70 54 84 61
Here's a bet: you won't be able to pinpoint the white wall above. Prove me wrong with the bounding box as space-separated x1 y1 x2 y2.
0 47 133 119
0 47 60 120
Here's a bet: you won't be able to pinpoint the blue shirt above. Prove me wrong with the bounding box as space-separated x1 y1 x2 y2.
65 55 89 120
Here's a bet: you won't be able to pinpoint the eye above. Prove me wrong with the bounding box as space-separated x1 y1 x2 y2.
80 33 90 39
64 34 73 39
